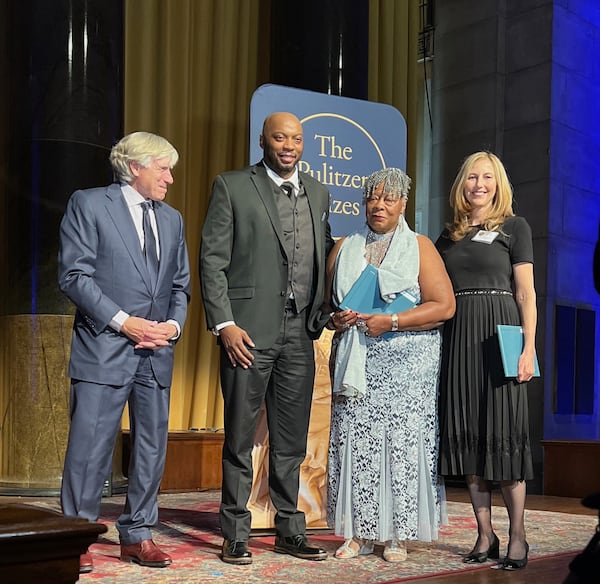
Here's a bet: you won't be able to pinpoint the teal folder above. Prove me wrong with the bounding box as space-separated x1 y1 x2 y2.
340 264 417 314
496 324 540 378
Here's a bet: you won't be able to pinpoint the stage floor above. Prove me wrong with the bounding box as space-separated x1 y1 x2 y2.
0 487 596 583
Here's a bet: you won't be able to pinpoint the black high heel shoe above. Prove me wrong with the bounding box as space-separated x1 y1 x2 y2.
499 541 529 570
463 533 500 564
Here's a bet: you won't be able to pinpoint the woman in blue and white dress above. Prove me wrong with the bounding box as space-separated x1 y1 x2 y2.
325 168 455 562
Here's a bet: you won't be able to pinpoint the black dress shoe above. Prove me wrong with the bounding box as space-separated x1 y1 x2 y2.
274 534 328 560
463 533 500 564
221 539 252 565
582 492 600 510
498 541 529 570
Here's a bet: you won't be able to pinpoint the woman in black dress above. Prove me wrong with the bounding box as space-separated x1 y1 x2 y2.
435 152 537 571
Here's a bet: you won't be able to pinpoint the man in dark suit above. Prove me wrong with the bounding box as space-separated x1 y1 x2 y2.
58 132 190 574
200 112 334 565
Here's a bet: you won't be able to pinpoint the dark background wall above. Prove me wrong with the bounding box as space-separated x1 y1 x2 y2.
430 0 600 492
2 0 599 496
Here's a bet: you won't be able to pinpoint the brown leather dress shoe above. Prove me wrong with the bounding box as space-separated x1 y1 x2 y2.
79 550 93 573
120 539 172 567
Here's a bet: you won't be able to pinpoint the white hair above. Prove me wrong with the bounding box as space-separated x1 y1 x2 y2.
109 131 179 183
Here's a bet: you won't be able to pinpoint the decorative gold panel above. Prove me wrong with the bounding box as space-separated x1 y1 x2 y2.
248 329 333 530
0 315 72 491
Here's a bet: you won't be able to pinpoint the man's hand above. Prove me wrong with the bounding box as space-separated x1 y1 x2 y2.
121 317 175 350
219 325 255 369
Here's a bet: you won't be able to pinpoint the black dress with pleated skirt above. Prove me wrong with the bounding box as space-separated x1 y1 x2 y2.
435 216 534 482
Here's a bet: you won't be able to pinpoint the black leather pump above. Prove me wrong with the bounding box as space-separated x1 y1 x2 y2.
463 533 500 564
499 541 529 570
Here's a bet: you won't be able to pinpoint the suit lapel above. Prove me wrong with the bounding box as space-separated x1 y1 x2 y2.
251 166 287 254
301 177 324 269
153 201 170 288
104 184 154 292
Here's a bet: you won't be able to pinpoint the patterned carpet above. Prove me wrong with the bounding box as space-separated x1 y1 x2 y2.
17 490 597 583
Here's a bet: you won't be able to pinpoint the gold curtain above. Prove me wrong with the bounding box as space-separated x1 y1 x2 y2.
122 0 418 432
368 0 419 219
123 0 268 430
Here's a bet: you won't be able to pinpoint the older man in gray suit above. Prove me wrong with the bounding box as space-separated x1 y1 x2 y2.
58 132 190 574
200 112 334 565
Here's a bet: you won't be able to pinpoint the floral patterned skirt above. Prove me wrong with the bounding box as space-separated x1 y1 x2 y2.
327 329 446 542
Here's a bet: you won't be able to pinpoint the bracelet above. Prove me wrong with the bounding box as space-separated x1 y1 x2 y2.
390 313 399 332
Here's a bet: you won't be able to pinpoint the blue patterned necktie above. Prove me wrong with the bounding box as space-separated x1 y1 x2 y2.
141 201 159 285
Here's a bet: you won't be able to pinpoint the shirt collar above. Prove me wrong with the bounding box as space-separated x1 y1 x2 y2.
120 183 148 207
262 162 300 193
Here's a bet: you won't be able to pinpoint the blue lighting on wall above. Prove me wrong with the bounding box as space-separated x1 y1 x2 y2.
546 3 600 440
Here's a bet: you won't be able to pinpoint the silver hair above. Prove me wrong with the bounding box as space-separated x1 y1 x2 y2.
362 167 411 203
109 131 179 183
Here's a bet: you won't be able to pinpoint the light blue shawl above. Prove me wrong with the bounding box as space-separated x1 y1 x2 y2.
332 216 419 397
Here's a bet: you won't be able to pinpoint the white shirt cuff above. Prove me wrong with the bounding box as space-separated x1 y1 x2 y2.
213 320 235 335
110 310 129 332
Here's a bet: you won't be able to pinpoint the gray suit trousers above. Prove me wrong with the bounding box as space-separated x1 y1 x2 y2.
219 306 316 541
60 356 170 544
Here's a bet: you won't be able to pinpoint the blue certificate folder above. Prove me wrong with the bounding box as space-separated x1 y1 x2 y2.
496 324 540 378
339 264 417 314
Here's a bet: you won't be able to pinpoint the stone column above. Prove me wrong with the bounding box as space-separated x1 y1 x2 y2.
0 0 124 494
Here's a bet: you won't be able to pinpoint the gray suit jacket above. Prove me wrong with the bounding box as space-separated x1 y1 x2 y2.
58 183 190 387
200 163 334 348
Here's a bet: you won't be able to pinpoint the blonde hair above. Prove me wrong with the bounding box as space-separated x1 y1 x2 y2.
109 131 179 183
447 151 514 241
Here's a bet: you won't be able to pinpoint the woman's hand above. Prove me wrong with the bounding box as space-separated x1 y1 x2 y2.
517 351 536 383
513 262 537 383
356 313 391 337
330 309 359 332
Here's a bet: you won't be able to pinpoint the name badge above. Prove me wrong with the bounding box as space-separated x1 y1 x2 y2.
472 230 499 244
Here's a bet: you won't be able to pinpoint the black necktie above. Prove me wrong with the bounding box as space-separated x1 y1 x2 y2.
142 201 159 285
281 181 294 198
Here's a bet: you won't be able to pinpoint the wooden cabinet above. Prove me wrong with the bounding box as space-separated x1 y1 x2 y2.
0 504 106 583
542 440 600 498
122 430 224 492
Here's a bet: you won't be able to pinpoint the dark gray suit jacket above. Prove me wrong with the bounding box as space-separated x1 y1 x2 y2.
58 183 190 387
200 163 333 348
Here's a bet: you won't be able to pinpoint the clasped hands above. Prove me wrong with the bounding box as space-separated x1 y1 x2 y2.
122 316 177 350
330 309 390 338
